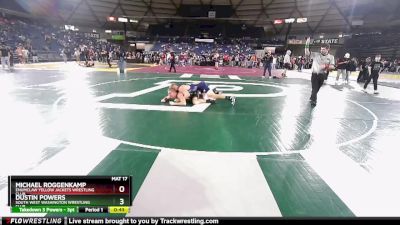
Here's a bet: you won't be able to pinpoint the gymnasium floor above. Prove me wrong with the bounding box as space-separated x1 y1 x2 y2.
1 62 400 217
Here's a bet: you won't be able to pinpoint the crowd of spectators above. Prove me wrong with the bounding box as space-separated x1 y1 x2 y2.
1 14 400 74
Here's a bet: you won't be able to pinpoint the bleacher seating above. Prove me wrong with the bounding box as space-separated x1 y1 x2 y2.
344 33 400 60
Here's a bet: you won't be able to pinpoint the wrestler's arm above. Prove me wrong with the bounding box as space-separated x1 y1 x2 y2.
169 93 187 106
161 96 170 103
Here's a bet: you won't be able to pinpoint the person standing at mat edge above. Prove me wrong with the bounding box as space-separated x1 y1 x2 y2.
169 52 176 73
336 53 350 84
281 50 291 78
0 42 10 70
305 37 335 107
262 50 273 78
363 54 383 94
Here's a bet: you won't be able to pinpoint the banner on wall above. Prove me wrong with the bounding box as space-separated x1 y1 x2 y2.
313 38 339 44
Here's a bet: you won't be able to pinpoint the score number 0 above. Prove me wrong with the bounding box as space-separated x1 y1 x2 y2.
119 185 125 205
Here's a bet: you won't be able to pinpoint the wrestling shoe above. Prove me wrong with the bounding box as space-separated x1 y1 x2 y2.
206 99 216 104
229 96 236 106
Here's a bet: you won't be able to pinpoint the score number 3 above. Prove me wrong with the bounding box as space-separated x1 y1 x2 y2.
119 185 125 205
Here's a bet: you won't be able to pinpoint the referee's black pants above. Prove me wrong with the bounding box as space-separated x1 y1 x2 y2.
364 73 379 90
310 73 326 102
169 63 176 72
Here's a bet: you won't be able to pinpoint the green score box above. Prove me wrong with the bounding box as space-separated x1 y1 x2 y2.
12 206 78 213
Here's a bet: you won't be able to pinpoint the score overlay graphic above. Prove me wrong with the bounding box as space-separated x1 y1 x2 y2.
8 176 132 213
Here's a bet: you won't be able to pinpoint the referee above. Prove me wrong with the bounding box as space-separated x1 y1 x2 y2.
305 37 335 106
169 52 176 73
